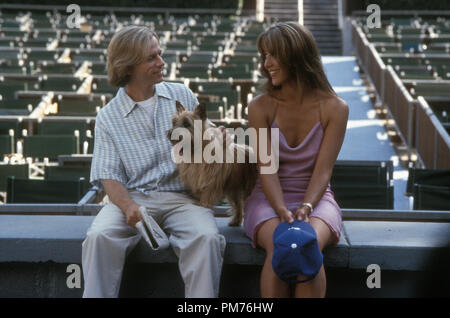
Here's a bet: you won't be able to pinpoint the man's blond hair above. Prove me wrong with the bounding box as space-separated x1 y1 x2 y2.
106 25 159 87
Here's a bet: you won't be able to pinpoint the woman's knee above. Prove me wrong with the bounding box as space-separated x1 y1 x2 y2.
309 217 334 251
256 217 281 252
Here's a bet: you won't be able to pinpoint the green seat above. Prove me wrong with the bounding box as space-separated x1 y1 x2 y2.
413 184 450 210
398 70 436 80
37 119 92 140
56 99 101 116
407 168 450 196
0 164 28 192
0 119 22 137
91 78 117 94
194 82 240 107
382 56 423 66
71 52 105 63
409 83 449 98
177 67 210 79
331 160 393 187
23 135 79 160
330 160 394 209
0 65 27 74
331 184 394 209
212 66 252 79
0 82 29 100
37 63 77 74
367 34 395 43
205 102 224 119
234 45 258 53
39 78 83 92
0 135 14 156
24 39 50 47
166 41 190 50
6 176 86 204
185 54 216 64
89 63 107 75
44 165 91 194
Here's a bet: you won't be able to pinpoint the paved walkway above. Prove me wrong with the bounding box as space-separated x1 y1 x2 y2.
323 56 409 210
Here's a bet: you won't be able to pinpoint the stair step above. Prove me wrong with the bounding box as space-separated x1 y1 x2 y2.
305 25 341 30
304 20 339 26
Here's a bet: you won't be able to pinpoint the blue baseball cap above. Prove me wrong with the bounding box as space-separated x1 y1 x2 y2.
272 220 323 284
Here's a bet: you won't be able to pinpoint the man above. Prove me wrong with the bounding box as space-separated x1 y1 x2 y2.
82 25 226 298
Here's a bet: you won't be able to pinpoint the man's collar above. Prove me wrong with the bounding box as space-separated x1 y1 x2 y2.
118 82 172 117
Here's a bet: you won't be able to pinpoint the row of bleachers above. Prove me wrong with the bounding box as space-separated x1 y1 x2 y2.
0 6 264 196
362 16 450 51
352 13 450 171
0 157 448 211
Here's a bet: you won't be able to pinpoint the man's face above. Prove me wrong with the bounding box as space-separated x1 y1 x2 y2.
128 36 165 85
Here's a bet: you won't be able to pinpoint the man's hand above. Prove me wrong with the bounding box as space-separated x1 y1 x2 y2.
124 202 142 229
103 179 143 229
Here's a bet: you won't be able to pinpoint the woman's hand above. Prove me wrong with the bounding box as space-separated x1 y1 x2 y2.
295 205 311 223
276 206 294 224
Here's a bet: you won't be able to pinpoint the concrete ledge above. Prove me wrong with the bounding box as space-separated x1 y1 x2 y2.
1 215 449 271
343 221 450 271
1 215 449 298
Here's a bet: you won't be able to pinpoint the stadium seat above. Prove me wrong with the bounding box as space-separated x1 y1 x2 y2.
330 160 394 209
332 184 394 209
6 176 86 204
413 184 450 210
36 62 78 75
44 165 91 194
22 135 80 160
406 167 450 196
0 134 15 157
54 99 101 116
0 164 29 192
38 77 83 92
0 118 22 137
331 160 393 186
91 77 117 95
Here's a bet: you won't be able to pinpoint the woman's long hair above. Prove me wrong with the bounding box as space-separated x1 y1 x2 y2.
257 22 336 98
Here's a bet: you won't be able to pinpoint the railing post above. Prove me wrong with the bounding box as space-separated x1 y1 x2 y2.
298 0 304 25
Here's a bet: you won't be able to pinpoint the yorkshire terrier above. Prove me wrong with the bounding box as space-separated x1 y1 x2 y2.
167 101 258 226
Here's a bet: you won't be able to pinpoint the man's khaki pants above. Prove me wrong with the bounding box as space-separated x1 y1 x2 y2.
81 190 226 298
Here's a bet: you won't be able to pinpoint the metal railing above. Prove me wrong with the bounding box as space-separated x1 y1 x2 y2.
351 19 450 169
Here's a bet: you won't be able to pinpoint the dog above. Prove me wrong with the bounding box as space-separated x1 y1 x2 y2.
166 101 258 226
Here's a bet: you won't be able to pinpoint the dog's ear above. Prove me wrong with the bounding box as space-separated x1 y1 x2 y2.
194 102 207 120
176 101 186 114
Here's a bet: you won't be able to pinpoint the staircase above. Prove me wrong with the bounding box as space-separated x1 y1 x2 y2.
264 0 298 22
303 0 342 55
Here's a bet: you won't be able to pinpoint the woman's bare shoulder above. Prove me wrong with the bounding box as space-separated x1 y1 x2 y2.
321 94 349 125
247 93 276 126
248 93 274 109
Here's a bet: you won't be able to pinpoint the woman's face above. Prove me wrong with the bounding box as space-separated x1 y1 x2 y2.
263 52 288 87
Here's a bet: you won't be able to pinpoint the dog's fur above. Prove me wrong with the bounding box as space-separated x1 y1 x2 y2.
167 101 258 226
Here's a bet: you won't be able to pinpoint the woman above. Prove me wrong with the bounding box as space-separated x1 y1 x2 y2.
244 22 349 298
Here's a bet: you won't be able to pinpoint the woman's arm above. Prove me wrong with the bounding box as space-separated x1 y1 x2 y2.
248 96 294 223
296 97 349 221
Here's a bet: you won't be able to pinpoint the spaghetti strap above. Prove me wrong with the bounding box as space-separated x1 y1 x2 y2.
317 93 323 127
